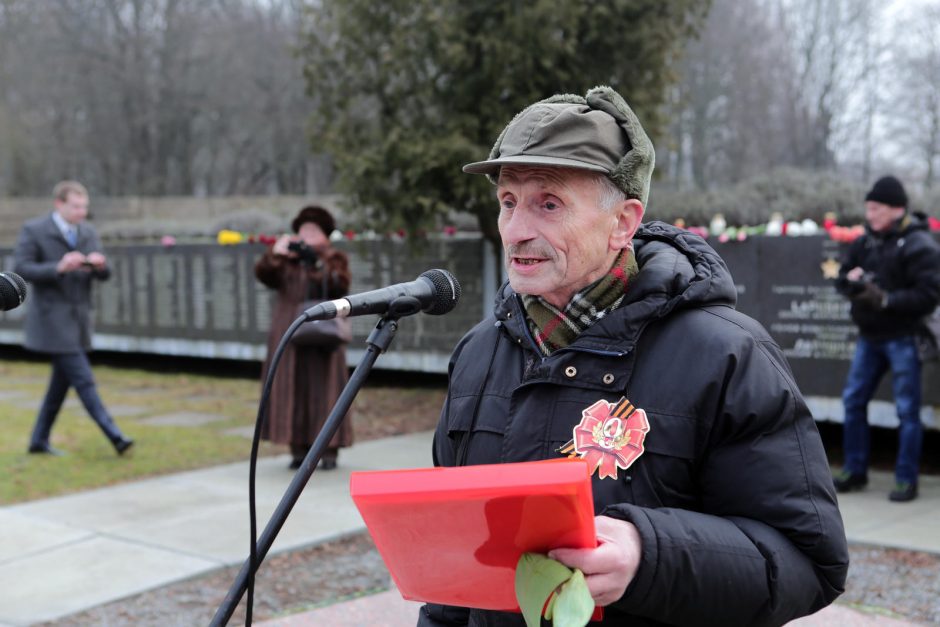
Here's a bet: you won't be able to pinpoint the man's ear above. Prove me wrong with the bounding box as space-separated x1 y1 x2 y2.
609 199 644 250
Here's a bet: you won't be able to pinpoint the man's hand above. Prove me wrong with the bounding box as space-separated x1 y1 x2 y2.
548 516 642 607
57 251 87 273
851 282 887 310
846 266 866 282
85 251 106 268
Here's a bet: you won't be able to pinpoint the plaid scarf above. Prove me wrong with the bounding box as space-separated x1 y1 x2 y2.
522 249 639 356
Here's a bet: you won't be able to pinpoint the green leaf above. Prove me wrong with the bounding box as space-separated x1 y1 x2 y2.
544 591 557 620
515 553 573 627
552 569 594 627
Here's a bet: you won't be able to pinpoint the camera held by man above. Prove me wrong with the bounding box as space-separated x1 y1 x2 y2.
845 268 885 310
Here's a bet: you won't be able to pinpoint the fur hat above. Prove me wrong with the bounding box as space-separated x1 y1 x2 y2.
462 86 655 206
291 205 336 235
865 175 908 209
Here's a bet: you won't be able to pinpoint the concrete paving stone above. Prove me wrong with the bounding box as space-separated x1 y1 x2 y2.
851 514 940 554
340 430 435 470
11 429 938 627
116 435 434 563
8 476 246 534
8 398 39 410
0 390 28 401
257 588 421 627
0 376 47 387
788 604 922 626
256 590 921 627
138 410 229 426
180 432 433 494
6 397 147 416
5 432 433 569
184 392 237 403
837 473 940 553
66 461 356 563
223 425 257 439
8 399 79 412
10 396 89 411
0 535 217 625
104 404 150 416
0 510 92 563
113 489 365 564
112 386 166 395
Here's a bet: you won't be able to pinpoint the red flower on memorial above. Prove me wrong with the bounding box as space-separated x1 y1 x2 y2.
570 397 649 480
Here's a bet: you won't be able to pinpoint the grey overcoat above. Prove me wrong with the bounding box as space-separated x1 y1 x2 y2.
13 213 111 354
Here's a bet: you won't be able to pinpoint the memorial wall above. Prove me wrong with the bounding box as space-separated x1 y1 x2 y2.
0 234 936 425
715 235 939 427
0 237 491 372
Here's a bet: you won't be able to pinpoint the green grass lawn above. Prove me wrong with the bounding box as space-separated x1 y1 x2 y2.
0 357 280 505
0 355 447 505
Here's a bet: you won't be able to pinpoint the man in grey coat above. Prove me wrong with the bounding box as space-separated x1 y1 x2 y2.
14 180 133 456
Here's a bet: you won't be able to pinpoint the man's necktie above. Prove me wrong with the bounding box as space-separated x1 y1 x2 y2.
65 228 76 248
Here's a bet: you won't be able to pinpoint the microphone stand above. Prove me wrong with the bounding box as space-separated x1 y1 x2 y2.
210 312 406 626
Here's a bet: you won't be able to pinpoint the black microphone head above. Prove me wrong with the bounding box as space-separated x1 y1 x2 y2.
0 272 26 311
419 269 461 315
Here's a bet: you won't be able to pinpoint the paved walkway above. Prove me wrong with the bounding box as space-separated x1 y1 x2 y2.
1 430 937 626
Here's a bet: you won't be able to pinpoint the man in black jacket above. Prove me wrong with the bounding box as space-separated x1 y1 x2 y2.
833 175 940 502
419 87 848 627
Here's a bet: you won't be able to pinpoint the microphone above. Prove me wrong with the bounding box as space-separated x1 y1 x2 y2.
0 272 27 311
304 269 460 320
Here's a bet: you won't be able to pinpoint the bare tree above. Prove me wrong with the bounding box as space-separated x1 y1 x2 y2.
888 4 940 190
781 0 877 170
663 0 816 189
663 0 890 191
0 0 317 197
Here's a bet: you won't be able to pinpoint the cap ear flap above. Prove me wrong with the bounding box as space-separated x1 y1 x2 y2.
586 86 655 207
483 94 587 186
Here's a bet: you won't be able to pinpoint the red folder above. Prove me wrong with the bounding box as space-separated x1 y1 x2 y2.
350 459 596 612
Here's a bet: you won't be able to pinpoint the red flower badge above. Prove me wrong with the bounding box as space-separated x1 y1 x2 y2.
559 397 649 480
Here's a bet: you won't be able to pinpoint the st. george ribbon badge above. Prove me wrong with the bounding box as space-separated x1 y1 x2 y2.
558 397 649 480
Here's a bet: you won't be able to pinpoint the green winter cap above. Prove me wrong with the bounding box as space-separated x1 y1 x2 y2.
463 86 655 205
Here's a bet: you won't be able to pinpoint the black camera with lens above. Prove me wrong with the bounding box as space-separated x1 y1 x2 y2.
287 241 318 263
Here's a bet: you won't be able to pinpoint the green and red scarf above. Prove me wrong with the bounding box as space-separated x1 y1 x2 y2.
522 249 639 356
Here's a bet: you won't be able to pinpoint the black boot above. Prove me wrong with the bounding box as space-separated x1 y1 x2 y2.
888 482 918 502
832 471 867 493
319 447 338 470
113 436 134 455
28 443 66 456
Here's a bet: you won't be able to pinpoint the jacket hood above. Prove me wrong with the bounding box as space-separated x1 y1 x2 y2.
866 210 930 239
493 221 737 353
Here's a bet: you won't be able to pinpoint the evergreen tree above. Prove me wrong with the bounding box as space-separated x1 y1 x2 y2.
300 0 708 250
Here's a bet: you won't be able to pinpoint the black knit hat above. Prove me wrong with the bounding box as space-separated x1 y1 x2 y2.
865 175 908 209
291 205 336 235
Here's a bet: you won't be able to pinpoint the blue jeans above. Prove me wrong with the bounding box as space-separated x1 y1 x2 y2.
842 336 922 484
29 352 124 447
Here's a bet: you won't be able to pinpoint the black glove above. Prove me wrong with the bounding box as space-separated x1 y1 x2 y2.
851 282 887 310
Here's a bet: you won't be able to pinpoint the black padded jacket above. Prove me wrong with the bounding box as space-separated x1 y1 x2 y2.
835 212 940 340
418 222 848 627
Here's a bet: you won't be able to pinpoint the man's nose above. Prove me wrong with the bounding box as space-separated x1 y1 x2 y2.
500 207 536 244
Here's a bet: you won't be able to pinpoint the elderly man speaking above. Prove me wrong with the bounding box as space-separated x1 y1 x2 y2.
420 87 848 626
